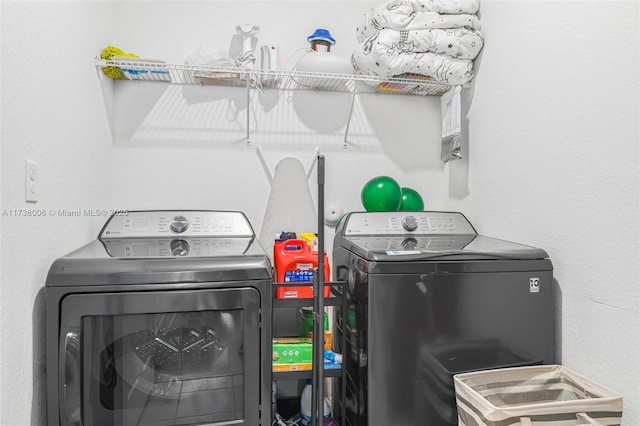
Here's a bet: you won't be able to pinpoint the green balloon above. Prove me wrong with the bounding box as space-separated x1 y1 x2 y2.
400 187 424 211
361 176 402 212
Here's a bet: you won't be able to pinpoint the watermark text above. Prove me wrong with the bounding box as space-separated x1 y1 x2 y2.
2 209 129 217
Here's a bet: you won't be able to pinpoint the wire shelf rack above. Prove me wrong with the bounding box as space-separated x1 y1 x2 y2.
95 58 453 96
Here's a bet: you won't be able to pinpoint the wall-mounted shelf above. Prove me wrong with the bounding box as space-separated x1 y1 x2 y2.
95 58 453 96
95 58 454 148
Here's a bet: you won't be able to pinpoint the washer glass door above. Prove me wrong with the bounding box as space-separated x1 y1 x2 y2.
58 288 261 426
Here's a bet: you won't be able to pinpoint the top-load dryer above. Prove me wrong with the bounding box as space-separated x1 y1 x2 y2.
45 210 272 426
332 211 554 426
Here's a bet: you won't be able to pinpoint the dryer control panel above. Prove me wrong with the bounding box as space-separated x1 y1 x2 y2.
343 211 476 236
99 210 255 238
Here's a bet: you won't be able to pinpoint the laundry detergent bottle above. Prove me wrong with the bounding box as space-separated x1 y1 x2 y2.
300 380 332 425
274 238 330 299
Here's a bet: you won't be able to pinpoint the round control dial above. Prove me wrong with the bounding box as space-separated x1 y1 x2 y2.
401 237 418 250
170 239 190 256
401 215 418 232
170 215 189 233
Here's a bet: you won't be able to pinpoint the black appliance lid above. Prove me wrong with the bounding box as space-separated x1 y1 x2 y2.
45 210 272 286
335 211 549 262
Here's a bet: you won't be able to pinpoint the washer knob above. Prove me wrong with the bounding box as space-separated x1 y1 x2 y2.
402 215 418 232
170 215 189 233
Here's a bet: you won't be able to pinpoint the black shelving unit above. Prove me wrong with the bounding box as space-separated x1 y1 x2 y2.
271 281 347 423
270 154 347 426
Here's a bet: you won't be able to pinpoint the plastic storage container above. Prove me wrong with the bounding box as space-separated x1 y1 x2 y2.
454 365 623 426
300 380 332 425
274 239 330 299
298 306 328 337
115 56 171 81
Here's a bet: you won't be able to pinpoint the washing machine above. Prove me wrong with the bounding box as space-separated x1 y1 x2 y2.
332 211 554 426
45 210 272 426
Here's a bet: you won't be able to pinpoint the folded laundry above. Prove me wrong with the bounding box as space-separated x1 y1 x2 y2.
352 30 475 85
366 27 483 60
352 0 483 86
357 0 481 42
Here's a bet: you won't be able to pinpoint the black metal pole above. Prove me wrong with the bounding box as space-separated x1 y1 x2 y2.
312 154 326 426
311 269 318 426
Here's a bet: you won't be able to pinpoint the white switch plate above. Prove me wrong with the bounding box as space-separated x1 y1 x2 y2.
25 159 38 203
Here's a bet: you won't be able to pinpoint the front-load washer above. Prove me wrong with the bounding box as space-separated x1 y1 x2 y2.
45 210 272 426
332 211 554 426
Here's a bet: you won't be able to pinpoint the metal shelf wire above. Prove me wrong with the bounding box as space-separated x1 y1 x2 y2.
95 58 454 148
95 58 453 96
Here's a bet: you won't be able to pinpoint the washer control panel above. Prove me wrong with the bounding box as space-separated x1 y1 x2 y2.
343 211 476 236
99 211 255 238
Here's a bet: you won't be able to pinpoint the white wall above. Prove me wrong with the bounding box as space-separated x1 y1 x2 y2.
108 1 448 234
0 2 114 425
0 1 638 425
448 3 639 423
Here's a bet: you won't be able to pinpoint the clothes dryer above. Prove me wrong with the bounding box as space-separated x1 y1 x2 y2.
332 211 554 426
45 210 272 426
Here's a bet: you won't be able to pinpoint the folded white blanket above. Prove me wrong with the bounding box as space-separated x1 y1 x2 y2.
357 0 482 42
352 30 476 85
367 27 483 60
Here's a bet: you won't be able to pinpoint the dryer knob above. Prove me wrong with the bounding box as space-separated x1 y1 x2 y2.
170 215 189 233
401 237 418 250
170 239 190 256
402 215 418 232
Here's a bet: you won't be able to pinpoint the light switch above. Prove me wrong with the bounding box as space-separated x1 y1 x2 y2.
25 159 38 203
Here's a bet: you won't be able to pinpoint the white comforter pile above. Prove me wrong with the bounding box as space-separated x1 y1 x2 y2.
352 0 483 86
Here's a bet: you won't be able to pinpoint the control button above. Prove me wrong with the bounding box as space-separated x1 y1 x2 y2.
402 215 418 232
170 215 189 233
401 237 418 250
170 239 190 256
